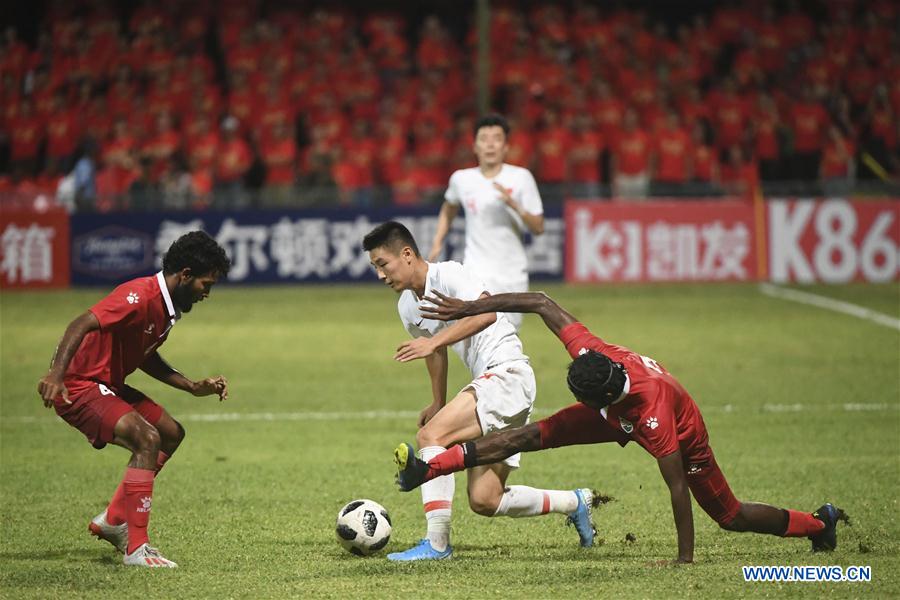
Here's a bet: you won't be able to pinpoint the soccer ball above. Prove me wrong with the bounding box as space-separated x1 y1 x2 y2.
335 499 392 556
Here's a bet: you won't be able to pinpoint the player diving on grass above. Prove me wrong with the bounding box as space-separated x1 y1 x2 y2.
37 231 231 568
363 221 600 562
392 290 848 564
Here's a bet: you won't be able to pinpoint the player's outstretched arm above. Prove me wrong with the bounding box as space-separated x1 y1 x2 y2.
657 451 695 564
421 291 578 338
37 311 100 407
140 351 228 401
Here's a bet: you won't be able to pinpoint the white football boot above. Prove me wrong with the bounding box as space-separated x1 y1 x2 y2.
88 510 128 554
123 543 178 568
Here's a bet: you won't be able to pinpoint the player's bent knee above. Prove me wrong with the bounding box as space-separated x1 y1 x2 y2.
467 492 501 517
415 424 446 449
133 421 161 454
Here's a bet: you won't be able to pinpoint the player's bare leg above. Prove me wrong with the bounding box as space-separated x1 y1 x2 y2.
107 412 177 567
388 390 482 561
722 501 849 551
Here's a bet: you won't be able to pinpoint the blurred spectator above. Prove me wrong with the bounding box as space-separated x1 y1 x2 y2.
720 145 759 199
611 109 651 200
691 123 720 192
652 110 691 194
820 126 855 196
214 116 252 209
72 139 99 212
534 108 570 185
260 120 297 207
789 86 830 180
569 112 603 197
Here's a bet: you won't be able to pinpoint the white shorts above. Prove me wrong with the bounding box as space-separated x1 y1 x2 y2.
464 359 536 468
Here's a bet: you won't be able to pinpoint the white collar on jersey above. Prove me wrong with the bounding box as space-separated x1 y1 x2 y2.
598 372 630 420
613 372 631 404
156 271 181 322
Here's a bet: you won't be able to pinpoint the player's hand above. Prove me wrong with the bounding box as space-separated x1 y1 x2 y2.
420 290 469 321
395 338 437 362
191 376 228 401
418 401 443 427
37 371 70 407
493 182 519 211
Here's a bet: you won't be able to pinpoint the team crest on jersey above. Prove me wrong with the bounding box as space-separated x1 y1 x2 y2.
578 348 589 355
618 417 634 434
126 292 139 304
645 417 659 430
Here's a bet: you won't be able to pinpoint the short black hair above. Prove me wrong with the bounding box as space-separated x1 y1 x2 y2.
162 230 231 277
566 350 627 409
473 113 510 138
362 221 420 256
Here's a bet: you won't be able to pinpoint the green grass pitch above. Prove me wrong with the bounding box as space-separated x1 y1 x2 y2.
1 282 898 598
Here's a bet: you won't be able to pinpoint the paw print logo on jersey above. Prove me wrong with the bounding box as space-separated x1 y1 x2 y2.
137 496 152 513
645 417 659 430
126 292 140 304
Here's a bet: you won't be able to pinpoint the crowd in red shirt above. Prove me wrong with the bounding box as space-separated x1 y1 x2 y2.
0 0 897 210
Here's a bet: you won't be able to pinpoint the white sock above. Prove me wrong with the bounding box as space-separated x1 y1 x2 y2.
419 446 453 550
493 486 579 517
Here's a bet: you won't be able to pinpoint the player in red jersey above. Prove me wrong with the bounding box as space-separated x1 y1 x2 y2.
36 231 231 568
393 291 847 564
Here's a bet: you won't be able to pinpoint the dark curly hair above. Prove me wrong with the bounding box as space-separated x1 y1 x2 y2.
566 350 627 409
162 231 231 277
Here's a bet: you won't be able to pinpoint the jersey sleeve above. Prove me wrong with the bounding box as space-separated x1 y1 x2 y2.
89 286 143 331
558 322 613 359
444 171 461 205
519 169 544 215
398 293 429 339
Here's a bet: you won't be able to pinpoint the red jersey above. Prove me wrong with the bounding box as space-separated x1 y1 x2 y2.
65 273 179 397
560 322 711 464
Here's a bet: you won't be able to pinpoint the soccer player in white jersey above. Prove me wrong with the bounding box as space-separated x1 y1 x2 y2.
428 114 544 331
363 221 599 562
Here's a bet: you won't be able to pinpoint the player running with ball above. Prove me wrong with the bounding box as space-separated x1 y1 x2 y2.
393 290 848 563
363 221 599 562
37 231 231 568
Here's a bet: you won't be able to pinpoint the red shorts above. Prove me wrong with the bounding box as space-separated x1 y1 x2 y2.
539 403 740 525
537 403 631 448
685 451 741 526
54 382 163 449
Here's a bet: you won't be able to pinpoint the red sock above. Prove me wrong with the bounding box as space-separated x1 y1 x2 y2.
124 467 155 554
783 509 825 537
106 481 128 526
106 452 170 526
426 445 466 481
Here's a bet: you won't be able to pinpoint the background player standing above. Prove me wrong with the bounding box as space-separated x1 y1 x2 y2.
363 221 598 562
36 231 231 568
428 114 544 331
394 290 848 563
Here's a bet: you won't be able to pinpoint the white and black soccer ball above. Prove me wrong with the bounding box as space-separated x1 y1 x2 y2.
335 499 392 556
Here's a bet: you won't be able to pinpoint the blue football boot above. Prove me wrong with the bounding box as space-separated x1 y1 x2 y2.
387 538 453 561
566 488 598 548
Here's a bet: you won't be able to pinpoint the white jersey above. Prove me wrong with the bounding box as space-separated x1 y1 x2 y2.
444 163 543 286
398 261 527 377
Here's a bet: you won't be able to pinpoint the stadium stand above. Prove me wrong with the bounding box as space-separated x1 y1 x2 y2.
0 0 897 211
